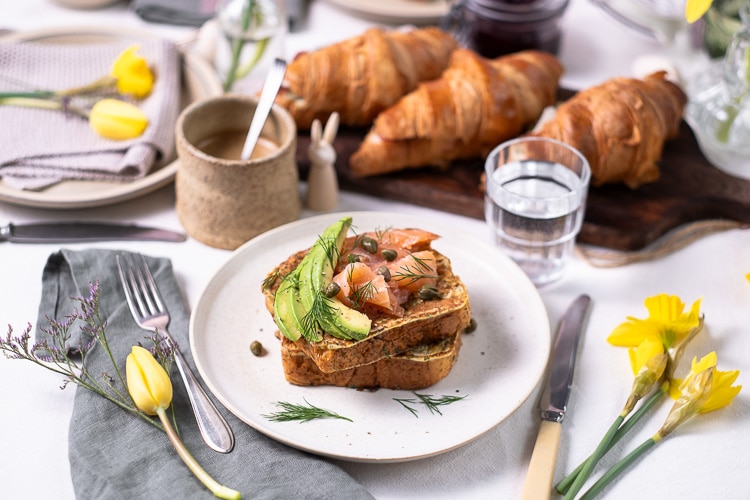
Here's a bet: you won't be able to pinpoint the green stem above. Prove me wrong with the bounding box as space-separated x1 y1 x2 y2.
563 414 625 499
156 408 242 499
223 0 254 92
0 91 55 99
556 384 667 494
234 37 270 80
578 437 660 500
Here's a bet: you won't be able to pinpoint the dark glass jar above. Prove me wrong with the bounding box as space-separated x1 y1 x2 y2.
444 0 570 58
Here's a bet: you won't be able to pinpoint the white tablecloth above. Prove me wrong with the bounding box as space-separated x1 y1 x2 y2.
1 1 748 499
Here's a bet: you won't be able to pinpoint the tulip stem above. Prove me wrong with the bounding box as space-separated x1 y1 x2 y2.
556 383 667 494
156 408 242 499
578 436 660 500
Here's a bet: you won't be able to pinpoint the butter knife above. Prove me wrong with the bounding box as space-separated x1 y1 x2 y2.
0 221 186 243
521 294 592 500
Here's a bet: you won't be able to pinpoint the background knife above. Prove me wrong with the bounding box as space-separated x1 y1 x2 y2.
0 221 186 243
521 294 592 500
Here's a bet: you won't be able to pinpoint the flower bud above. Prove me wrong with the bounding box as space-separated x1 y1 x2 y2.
111 45 154 98
89 98 149 140
126 345 173 415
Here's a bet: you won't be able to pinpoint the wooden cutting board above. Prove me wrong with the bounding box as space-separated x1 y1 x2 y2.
295 93 750 251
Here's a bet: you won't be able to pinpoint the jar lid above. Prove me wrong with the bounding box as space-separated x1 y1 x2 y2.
466 0 570 22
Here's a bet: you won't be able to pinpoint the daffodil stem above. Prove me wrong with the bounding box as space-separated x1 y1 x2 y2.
556 384 667 494
578 436 660 500
563 414 625 500
156 408 242 500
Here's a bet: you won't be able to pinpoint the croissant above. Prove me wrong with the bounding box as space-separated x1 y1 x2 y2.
349 49 564 176
275 27 457 129
530 71 687 188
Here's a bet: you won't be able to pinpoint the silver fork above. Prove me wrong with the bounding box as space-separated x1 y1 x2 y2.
116 253 235 454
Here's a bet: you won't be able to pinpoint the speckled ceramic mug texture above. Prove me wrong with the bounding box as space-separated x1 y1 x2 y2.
175 94 300 250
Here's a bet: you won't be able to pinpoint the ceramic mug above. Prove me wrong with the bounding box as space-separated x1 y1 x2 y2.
175 94 300 250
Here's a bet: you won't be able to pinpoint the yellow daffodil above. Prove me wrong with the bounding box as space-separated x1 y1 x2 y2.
686 0 714 24
126 345 173 414
125 346 241 500
577 352 741 499
111 45 154 98
89 98 149 140
607 294 702 350
667 351 742 417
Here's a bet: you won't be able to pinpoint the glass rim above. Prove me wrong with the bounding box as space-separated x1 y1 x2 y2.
484 136 591 184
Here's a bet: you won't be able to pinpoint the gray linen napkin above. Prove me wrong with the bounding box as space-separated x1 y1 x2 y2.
0 39 180 190
36 249 374 500
132 0 220 27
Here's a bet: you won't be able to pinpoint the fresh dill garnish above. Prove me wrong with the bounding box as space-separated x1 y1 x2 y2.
374 225 393 242
349 279 377 309
319 235 340 269
392 252 439 287
261 268 281 290
393 392 467 417
300 293 334 341
263 399 353 423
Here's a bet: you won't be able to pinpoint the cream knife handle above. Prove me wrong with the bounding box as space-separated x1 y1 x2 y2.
521 420 562 500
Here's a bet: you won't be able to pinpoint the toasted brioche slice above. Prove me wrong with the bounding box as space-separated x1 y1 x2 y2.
262 247 471 374
279 331 462 390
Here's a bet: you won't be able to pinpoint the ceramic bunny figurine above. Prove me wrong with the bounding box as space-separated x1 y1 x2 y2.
305 112 340 211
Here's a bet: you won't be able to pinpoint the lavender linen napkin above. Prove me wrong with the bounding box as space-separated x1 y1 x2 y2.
36 249 374 500
0 39 180 190
132 0 220 27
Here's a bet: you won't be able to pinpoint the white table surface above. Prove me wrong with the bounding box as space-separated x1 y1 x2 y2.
1 1 748 499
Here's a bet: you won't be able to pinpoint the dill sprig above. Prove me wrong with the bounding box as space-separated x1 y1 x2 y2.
393 392 467 418
261 268 281 290
263 399 353 423
392 252 439 287
300 292 334 341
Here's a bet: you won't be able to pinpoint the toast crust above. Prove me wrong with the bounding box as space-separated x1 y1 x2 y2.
279 332 462 390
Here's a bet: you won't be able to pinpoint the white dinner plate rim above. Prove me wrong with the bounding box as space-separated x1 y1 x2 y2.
190 211 551 462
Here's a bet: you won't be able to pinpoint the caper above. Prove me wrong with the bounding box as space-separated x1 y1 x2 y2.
250 340 264 356
324 282 341 298
464 317 477 334
376 265 391 282
347 253 361 263
381 249 398 261
418 285 441 301
361 237 378 254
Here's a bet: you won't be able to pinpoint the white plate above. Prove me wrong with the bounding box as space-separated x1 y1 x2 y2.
0 26 222 209
324 0 450 25
190 212 551 463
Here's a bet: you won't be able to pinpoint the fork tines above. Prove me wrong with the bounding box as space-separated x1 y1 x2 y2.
116 253 167 323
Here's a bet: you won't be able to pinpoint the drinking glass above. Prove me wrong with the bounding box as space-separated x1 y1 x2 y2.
484 137 590 286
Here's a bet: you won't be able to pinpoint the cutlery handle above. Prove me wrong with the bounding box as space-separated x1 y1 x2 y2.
521 420 562 500
171 344 235 453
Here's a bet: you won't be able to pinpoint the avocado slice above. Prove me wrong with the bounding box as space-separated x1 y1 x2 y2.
297 217 372 341
273 271 322 342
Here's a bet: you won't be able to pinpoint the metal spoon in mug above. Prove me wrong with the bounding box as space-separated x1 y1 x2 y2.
240 57 287 161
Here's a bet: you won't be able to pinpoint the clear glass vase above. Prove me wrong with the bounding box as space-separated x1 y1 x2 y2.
686 2 750 179
215 0 287 94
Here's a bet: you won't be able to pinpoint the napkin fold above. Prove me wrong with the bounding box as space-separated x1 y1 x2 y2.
0 39 181 190
132 0 220 27
36 249 374 500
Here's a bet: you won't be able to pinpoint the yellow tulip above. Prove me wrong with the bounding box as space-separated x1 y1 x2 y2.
685 0 714 24
125 345 241 499
126 345 173 415
111 45 154 98
89 98 149 140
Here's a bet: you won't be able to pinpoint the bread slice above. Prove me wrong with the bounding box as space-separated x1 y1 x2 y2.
262 246 471 374
279 331 462 390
